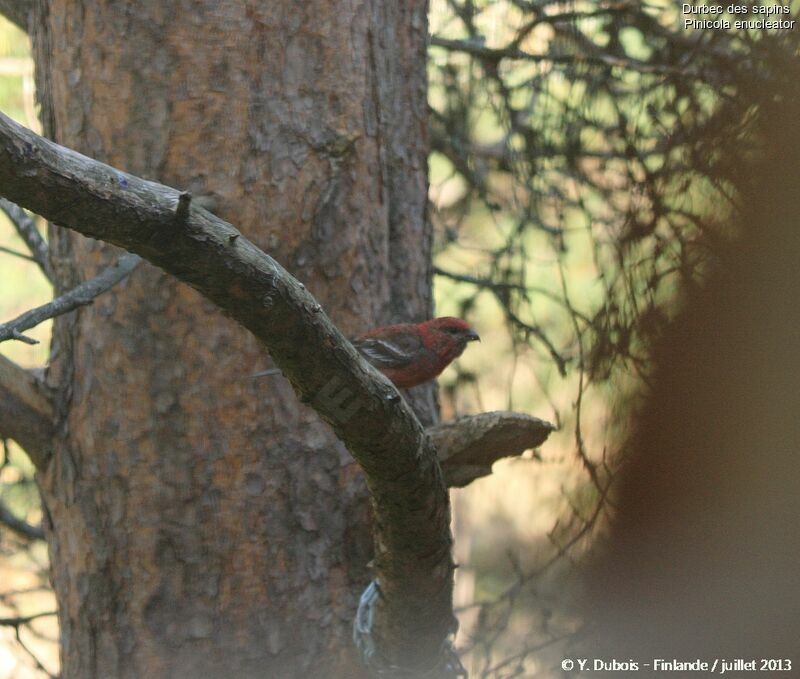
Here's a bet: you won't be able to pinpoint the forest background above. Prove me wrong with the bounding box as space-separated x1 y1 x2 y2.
1 1 798 677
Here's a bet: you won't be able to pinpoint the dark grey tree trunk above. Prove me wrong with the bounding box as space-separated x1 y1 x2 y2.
29 1 432 676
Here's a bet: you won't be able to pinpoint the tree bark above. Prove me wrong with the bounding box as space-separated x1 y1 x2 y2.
28 1 431 677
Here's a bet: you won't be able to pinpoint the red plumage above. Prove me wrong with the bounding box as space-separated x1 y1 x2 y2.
351 317 480 388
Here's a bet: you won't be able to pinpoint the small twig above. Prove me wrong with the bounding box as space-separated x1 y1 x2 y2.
433 266 526 292
478 631 574 677
175 191 192 221
0 253 141 343
0 198 52 281
506 309 568 378
432 266 569 376
250 368 281 379
0 498 44 541
0 608 58 677
9 329 38 345
13 624 58 679
0 244 37 262
0 610 56 628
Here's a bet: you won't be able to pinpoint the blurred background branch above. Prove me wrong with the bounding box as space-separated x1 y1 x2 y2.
0 199 53 281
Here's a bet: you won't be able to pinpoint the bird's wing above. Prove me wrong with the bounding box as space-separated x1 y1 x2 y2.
351 333 424 369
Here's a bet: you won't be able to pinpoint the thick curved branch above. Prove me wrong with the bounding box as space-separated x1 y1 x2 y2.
0 355 53 469
0 112 452 669
0 253 141 344
430 411 554 488
0 0 29 32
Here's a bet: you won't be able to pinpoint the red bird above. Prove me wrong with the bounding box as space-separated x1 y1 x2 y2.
252 317 480 388
351 317 480 388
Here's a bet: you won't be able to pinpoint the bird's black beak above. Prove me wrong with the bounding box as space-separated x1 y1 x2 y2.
465 329 480 342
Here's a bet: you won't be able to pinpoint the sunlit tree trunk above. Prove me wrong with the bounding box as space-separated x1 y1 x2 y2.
30 1 431 676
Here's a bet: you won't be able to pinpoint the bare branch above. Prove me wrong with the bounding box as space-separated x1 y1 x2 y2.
0 355 53 470
429 35 683 75
429 411 554 488
0 243 36 262
433 266 569 376
0 253 141 344
0 198 52 280
0 498 44 541
0 0 30 32
0 111 456 669
433 266 526 292
0 611 58 679
0 611 56 628
6 329 38 344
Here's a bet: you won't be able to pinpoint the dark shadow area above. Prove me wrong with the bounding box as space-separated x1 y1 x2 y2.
585 37 800 672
